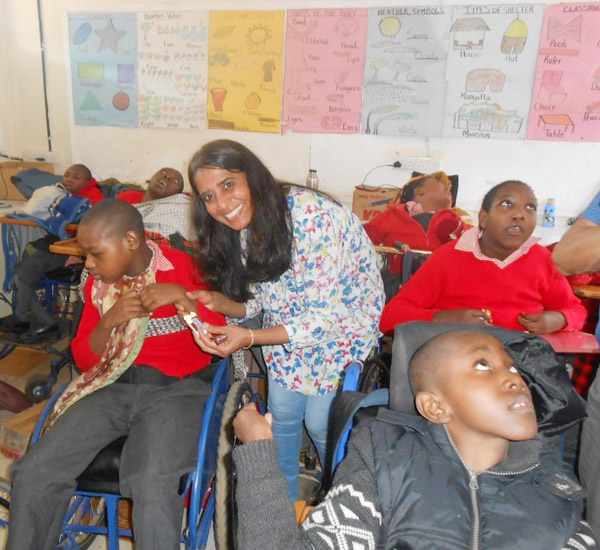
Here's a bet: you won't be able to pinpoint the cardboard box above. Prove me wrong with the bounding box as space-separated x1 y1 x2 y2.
352 185 401 222
0 401 48 460
0 161 55 201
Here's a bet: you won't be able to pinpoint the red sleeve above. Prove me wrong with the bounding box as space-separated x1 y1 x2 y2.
70 277 103 372
116 190 145 204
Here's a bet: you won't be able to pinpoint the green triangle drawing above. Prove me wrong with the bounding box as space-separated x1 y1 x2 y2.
81 91 103 111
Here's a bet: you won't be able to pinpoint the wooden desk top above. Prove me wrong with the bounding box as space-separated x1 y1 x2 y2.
0 216 77 232
541 330 600 354
49 238 81 256
572 284 600 300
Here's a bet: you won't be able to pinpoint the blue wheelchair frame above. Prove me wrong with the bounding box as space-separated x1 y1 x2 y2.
30 357 231 550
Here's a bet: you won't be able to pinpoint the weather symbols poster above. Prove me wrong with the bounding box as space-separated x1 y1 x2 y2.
69 13 137 127
137 11 208 130
528 3 600 142
361 6 451 137
207 11 285 133
443 4 544 140
282 9 368 134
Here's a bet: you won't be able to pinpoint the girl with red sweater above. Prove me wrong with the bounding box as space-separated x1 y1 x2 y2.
380 180 586 335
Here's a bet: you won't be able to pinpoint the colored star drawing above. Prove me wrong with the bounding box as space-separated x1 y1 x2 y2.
95 20 126 53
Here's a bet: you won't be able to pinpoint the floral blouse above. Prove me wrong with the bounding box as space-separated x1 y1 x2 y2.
240 187 384 395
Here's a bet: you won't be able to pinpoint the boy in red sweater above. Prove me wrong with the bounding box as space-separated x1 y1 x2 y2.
380 180 586 335
7 199 225 550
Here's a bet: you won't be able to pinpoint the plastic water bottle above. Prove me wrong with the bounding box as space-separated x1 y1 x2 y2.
542 198 556 228
306 169 319 190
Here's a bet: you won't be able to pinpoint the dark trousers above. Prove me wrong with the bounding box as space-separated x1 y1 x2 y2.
7 365 213 550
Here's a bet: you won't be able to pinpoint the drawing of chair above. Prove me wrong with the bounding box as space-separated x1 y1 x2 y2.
539 71 567 102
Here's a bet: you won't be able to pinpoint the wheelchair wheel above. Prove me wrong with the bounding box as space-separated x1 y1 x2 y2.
25 374 53 404
214 381 253 550
57 496 105 550
0 477 10 530
357 355 390 394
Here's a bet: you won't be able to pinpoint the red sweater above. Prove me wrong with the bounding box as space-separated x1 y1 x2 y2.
71 245 225 377
75 178 104 205
116 190 145 204
380 240 586 334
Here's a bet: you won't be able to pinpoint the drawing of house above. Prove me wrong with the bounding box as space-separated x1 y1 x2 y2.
451 18 490 50
454 102 523 133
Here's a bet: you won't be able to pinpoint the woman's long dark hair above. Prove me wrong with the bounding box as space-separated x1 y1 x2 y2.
189 140 293 302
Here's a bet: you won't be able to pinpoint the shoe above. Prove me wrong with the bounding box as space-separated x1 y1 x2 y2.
0 315 30 334
19 323 60 344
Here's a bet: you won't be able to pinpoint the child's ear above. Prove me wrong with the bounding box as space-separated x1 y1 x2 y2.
123 230 141 250
415 392 452 425
478 210 488 230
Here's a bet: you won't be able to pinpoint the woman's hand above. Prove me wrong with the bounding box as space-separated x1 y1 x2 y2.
433 309 493 325
139 283 191 312
233 403 273 444
517 311 567 334
185 289 246 318
188 323 253 357
101 291 148 330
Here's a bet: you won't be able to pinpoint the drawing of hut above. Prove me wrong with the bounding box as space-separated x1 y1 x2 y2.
451 18 490 50
454 102 523 133
501 17 528 54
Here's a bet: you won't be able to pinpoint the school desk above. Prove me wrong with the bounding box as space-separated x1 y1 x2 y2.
49 238 81 256
541 330 600 354
572 285 600 300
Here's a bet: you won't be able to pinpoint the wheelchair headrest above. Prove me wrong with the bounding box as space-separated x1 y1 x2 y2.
390 322 586 436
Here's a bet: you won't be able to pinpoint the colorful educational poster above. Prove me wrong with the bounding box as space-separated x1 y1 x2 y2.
361 6 451 137
137 11 208 130
207 11 285 133
442 4 544 140
69 13 137 127
282 9 367 134
528 3 600 142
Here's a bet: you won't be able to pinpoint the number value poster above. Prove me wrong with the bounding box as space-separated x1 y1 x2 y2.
207 11 285 133
528 3 600 142
282 9 368 134
443 4 544 140
69 13 138 127
137 11 208 130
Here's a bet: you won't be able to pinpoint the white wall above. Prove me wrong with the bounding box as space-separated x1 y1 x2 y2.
2 0 599 219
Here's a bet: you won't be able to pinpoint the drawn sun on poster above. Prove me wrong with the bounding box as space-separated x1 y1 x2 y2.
379 16 401 38
246 23 271 46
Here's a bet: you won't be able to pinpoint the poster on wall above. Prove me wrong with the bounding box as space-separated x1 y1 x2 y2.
282 8 367 134
69 13 137 127
137 11 208 130
361 6 451 137
528 3 600 142
207 11 285 133
442 4 544 140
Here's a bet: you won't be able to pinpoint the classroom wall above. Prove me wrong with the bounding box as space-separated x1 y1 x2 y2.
2 0 599 220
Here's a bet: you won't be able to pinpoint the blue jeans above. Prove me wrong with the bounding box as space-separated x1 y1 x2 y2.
267 376 337 501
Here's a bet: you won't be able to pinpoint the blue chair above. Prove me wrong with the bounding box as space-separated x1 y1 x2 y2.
29 357 231 550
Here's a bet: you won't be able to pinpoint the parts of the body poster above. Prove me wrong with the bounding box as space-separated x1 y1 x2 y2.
137 11 208 130
282 9 367 134
361 6 451 137
443 4 543 140
207 11 285 133
69 13 138 127
528 3 600 141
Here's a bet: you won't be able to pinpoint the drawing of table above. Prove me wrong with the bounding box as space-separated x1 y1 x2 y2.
538 113 575 133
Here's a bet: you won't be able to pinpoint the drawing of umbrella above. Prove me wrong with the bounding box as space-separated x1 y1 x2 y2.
391 61 410 81
370 59 388 81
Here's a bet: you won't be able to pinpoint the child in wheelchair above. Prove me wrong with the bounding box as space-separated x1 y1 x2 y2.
232 326 595 549
7 199 225 550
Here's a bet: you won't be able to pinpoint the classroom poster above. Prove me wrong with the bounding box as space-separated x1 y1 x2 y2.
442 4 544 140
207 11 285 133
527 3 600 141
137 11 208 130
69 13 138 127
282 9 367 134
361 6 451 137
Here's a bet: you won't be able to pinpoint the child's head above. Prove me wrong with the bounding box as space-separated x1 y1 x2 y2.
146 167 184 199
400 171 453 212
478 180 537 260
409 330 538 447
77 199 148 283
62 164 92 193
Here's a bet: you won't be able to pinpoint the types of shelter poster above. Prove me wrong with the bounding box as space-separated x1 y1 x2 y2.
528 3 600 141
207 11 285 133
282 9 367 134
443 4 544 140
69 13 138 127
361 6 451 137
137 11 208 130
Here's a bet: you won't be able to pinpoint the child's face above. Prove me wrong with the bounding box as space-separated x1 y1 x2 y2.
62 165 90 193
77 224 135 284
147 168 183 199
434 332 538 444
478 184 537 257
416 177 453 211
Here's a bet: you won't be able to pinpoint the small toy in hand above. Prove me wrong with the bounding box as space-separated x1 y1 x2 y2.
183 311 227 344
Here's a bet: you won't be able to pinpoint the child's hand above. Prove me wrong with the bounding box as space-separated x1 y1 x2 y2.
187 323 249 357
433 309 493 325
517 311 567 334
138 283 190 312
101 290 148 329
233 403 273 444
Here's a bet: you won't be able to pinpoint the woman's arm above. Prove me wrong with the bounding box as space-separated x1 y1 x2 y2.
553 218 600 275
